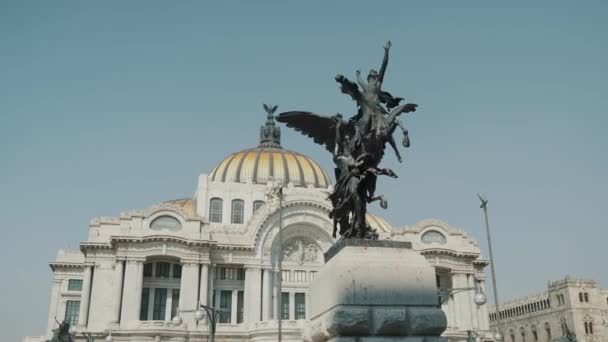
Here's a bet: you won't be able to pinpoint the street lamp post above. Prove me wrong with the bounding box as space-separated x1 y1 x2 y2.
478 194 504 342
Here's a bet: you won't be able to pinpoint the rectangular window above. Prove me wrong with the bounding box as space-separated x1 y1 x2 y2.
143 263 152 277
281 292 290 320
156 262 170 278
237 291 244 323
153 288 167 320
282 270 290 282
171 289 180 319
64 300 80 326
140 288 150 320
294 271 306 283
295 293 306 319
217 266 245 280
309 271 317 281
68 279 83 291
219 290 232 323
173 264 182 279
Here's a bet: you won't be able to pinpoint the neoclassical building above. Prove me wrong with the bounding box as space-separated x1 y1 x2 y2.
24 114 493 342
489 277 608 342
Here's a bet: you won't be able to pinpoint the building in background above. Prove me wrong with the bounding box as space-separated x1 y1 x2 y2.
489 277 608 342
24 114 492 342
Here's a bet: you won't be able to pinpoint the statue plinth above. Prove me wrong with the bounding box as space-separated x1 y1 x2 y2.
304 239 447 342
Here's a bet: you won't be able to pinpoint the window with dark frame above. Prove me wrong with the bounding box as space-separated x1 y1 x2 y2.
209 198 223 223
140 288 150 320
295 293 306 319
156 262 170 278
173 264 182 279
68 279 83 291
231 199 244 224
153 288 168 320
64 300 80 326
281 292 290 320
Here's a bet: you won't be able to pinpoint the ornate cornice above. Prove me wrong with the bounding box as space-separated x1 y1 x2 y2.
110 235 214 247
49 262 85 271
419 248 479 259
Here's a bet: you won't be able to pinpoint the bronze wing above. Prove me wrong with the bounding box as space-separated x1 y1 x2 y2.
276 111 353 153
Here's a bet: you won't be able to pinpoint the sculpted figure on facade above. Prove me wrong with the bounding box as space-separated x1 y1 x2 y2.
47 320 73 342
276 41 418 240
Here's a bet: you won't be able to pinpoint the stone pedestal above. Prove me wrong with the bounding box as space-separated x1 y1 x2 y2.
304 239 447 342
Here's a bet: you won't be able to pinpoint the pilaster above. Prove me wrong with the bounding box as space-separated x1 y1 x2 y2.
178 261 200 326
77 265 93 327
245 267 262 323
262 268 272 320
46 279 63 336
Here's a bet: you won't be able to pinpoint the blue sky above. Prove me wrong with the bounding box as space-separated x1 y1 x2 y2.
1 1 607 340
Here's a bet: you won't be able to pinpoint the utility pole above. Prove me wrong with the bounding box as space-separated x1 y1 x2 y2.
478 194 504 341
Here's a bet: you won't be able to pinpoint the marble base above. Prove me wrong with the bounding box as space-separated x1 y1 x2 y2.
304 239 447 342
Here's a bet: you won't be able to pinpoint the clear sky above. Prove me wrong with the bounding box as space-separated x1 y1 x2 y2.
1 1 607 340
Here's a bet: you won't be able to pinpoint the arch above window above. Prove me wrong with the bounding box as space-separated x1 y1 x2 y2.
209 198 223 223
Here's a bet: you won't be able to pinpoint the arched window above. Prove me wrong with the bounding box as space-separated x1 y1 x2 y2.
231 199 244 224
209 198 223 223
584 292 589 302
531 325 538 341
521 327 526 342
544 322 551 342
253 200 265 214
579 292 584 302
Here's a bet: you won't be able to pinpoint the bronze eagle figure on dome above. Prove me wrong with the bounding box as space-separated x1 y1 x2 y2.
276 41 418 240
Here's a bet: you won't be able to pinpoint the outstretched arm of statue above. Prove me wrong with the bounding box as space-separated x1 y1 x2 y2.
379 40 391 84
356 69 367 89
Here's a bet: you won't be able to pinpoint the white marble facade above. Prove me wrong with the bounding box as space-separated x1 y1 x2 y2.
24 118 493 342
488 277 608 342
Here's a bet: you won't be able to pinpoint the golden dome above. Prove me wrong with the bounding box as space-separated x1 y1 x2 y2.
366 213 393 233
209 147 331 189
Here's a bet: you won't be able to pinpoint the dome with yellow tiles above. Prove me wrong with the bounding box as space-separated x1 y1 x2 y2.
209 147 331 188
208 108 331 189
365 213 393 233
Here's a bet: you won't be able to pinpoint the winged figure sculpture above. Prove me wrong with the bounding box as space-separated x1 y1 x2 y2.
276 41 419 239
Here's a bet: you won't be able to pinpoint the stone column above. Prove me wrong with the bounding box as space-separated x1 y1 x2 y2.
78 265 93 327
112 260 124 323
447 295 456 328
199 264 209 306
245 267 262 323
46 279 63 336
231 290 239 323
262 268 272 320
179 262 200 325
289 292 295 320
120 259 144 325
208 265 215 308
452 273 470 331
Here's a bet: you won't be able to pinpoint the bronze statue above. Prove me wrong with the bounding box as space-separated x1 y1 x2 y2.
277 41 418 239
48 320 73 342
